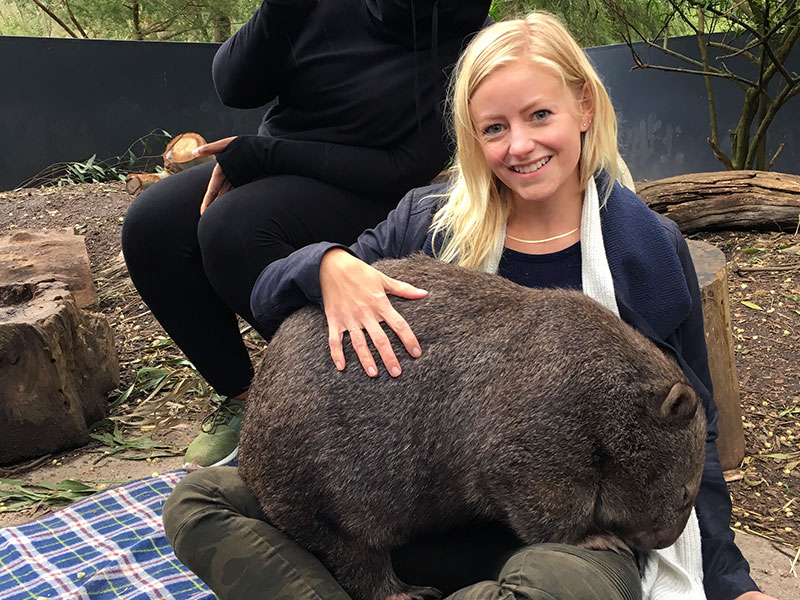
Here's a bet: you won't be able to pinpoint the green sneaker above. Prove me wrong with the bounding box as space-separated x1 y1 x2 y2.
183 395 245 468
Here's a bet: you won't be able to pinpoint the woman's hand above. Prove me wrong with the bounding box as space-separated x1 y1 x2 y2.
194 137 236 215
320 249 428 377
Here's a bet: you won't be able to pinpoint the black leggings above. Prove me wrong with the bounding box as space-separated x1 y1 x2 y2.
121 162 398 397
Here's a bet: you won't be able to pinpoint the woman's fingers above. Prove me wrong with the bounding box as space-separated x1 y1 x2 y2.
192 136 236 158
383 275 428 301
363 320 402 377
327 322 346 372
381 304 422 363
199 164 230 215
319 249 427 377
327 301 420 378
347 327 379 378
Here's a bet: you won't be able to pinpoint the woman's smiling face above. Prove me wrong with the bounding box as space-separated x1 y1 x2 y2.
469 61 593 210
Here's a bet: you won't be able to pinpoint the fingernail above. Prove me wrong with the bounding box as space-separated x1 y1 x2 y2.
417 288 428 294
192 147 202 156
367 366 378 377
411 347 422 358
335 361 343 371
390 366 401 377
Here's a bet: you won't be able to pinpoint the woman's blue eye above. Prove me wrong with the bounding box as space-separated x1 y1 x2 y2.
533 110 550 120
484 124 503 135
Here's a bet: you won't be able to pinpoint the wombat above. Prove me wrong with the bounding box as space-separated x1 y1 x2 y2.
238 254 706 600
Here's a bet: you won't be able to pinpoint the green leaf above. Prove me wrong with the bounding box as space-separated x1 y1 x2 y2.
756 453 798 460
740 301 763 310
108 383 135 410
741 247 765 254
0 478 100 512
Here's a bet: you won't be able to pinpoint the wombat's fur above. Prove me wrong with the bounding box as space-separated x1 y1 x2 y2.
238 254 706 600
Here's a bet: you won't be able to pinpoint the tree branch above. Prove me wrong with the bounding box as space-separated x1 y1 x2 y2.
746 81 800 167
606 0 756 89
31 0 78 38
62 0 87 38
767 143 785 171
693 1 799 86
706 137 735 170
697 8 722 154
710 39 758 63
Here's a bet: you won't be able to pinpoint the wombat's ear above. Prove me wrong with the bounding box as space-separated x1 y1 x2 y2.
658 383 698 422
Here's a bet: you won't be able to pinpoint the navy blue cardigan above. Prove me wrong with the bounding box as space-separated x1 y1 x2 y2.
251 180 759 600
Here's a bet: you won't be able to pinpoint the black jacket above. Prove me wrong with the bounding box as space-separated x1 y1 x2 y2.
251 180 760 600
211 0 491 198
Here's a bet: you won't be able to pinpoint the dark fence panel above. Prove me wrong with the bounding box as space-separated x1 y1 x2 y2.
0 36 264 190
588 35 799 181
0 33 797 190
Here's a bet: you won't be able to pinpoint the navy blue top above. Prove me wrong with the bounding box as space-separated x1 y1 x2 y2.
498 243 582 291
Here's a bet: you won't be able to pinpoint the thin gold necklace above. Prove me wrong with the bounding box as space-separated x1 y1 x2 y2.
505 226 580 244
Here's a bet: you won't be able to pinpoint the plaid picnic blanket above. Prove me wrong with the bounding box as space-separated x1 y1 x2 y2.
0 471 214 600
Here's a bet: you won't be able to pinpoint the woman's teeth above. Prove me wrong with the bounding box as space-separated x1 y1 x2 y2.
510 156 551 173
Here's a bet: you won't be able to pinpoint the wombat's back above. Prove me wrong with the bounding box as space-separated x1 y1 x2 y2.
239 254 705 561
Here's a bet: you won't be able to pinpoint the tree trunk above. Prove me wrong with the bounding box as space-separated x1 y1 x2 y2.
687 240 745 471
635 171 800 233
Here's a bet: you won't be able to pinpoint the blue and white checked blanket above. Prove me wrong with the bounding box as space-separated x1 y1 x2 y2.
0 471 214 600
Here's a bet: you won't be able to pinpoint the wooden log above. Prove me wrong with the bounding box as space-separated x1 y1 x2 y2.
636 171 800 233
125 172 166 196
163 132 214 174
687 240 745 471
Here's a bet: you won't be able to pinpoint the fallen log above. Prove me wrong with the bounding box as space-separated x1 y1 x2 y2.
635 171 800 234
125 172 166 196
163 132 214 174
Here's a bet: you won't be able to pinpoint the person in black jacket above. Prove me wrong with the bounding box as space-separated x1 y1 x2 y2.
121 0 491 468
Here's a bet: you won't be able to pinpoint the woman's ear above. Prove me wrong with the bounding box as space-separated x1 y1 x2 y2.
579 82 595 132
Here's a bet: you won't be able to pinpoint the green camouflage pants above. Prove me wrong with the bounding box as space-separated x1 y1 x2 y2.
163 467 642 600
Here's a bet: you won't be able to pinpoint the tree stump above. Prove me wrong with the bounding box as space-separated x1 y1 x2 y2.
687 240 745 471
0 230 119 465
0 280 118 465
637 171 800 233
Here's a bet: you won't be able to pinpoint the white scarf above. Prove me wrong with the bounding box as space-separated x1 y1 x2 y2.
484 176 706 600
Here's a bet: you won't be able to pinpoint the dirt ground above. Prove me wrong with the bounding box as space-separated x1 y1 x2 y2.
0 181 798 591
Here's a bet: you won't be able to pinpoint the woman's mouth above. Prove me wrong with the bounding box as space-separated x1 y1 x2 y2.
509 156 551 174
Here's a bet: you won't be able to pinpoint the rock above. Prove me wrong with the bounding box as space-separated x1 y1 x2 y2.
0 228 98 309
0 280 119 465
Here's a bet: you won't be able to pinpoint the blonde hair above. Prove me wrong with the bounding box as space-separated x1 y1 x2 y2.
431 11 621 270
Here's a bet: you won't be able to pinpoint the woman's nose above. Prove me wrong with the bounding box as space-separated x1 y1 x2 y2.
507 125 535 157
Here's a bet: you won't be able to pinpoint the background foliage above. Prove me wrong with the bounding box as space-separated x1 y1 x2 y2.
0 0 259 41
1 0 673 46
490 0 683 47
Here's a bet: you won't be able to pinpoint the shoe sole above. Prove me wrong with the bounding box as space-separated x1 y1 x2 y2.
182 445 239 471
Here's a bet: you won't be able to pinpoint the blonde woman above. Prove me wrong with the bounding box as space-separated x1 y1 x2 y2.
165 12 774 600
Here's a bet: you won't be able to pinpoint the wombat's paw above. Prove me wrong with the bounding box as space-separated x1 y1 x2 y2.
578 533 633 556
385 584 442 600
